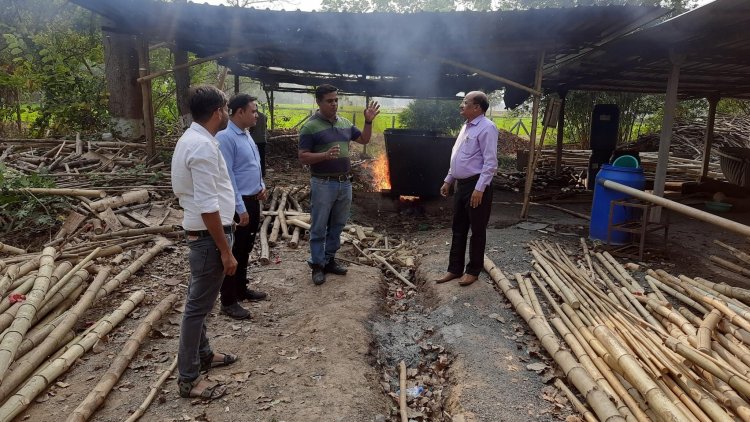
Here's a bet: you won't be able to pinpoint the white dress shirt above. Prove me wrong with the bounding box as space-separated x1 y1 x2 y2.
171 122 235 230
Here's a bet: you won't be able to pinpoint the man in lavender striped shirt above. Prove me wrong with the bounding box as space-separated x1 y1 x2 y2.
436 91 498 287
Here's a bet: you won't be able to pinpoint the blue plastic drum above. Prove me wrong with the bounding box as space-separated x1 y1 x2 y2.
589 164 646 244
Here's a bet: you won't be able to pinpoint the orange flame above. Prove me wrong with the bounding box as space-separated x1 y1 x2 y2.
365 153 391 191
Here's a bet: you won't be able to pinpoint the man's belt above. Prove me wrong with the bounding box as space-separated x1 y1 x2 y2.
312 174 351 182
185 224 235 238
241 193 260 200
456 174 481 185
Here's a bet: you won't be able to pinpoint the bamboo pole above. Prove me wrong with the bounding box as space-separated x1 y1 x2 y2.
277 190 290 240
600 179 750 238
0 247 56 382
0 291 145 421
0 256 42 299
714 239 750 267
710 255 750 277
90 225 175 241
14 188 105 198
67 293 178 422
484 256 626 422
259 189 280 264
592 324 690 421
0 243 25 255
554 379 598 422
123 356 177 422
697 309 722 354
0 267 112 402
89 189 148 212
97 238 171 298
399 360 408 422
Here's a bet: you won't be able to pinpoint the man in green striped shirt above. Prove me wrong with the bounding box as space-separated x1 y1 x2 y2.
298 84 380 285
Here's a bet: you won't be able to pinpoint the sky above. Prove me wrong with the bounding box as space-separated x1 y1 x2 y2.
195 0 715 12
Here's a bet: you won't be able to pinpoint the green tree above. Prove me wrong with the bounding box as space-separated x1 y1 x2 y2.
398 99 463 134
0 0 107 136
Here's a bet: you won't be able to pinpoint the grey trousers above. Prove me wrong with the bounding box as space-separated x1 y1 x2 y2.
178 233 233 383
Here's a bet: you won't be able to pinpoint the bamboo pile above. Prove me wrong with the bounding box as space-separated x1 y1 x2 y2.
262 185 419 290
486 239 750 421
537 149 725 182
626 116 750 161
0 136 171 191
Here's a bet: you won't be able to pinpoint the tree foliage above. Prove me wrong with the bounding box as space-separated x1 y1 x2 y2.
398 99 464 134
1 0 108 136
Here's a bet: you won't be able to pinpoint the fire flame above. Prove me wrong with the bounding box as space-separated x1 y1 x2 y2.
366 153 391 191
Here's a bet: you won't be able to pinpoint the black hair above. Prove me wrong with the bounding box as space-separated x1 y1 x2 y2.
228 93 258 115
315 84 338 102
189 85 227 123
474 92 490 113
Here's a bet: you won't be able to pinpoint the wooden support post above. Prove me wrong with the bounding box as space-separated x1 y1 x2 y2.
234 74 240 94
266 89 275 130
520 51 546 219
700 96 719 180
135 36 156 158
363 95 370 158
555 92 567 176
652 52 684 221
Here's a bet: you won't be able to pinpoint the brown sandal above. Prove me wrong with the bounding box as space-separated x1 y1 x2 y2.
178 375 227 400
200 352 238 372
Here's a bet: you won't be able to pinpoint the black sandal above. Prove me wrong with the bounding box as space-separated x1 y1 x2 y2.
178 375 227 400
200 352 238 372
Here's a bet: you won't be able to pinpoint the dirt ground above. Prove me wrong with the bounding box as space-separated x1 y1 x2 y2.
11 178 750 421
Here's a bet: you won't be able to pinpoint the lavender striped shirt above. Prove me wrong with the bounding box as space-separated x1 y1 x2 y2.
444 115 499 192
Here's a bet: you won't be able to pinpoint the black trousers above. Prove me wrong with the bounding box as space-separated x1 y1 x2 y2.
221 195 261 306
447 176 493 276
256 143 266 177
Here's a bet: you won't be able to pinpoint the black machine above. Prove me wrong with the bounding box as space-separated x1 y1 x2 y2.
587 104 620 189
383 129 455 198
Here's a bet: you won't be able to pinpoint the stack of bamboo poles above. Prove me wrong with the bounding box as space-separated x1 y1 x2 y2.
0 235 175 420
263 185 418 289
0 137 170 191
485 239 750 421
537 149 725 182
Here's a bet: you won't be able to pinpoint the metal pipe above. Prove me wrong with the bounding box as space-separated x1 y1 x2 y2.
600 179 750 238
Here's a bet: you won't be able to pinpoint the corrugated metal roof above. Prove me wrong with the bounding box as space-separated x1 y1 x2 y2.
70 0 666 104
546 0 750 99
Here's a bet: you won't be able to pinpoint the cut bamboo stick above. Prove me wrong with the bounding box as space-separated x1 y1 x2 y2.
123 356 177 422
66 293 178 422
399 360 408 422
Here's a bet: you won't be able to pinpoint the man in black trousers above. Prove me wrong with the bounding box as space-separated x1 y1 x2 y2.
435 91 498 287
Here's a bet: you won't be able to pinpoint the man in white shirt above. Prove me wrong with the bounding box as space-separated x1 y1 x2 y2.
172 85 238 400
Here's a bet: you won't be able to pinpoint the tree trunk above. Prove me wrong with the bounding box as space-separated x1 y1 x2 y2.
102 26 144 140
172 46 191 131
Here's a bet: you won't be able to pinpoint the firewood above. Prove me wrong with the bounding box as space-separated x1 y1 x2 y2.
372 254 415 289
66 293 178 422
0 291 146 421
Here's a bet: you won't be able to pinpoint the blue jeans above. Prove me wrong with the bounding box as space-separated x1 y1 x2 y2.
308 177 352 267
178 232 233 383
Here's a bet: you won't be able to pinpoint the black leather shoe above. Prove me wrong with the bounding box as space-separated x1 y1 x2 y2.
238 288 268 302
220 303 251 320
323 259 347 275
311 264 326 285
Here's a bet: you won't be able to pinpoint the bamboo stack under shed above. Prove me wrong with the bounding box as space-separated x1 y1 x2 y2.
485 239 750 421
